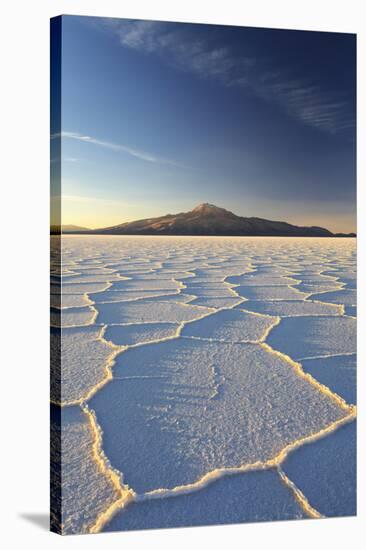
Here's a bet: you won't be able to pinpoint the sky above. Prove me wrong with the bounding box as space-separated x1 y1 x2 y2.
53 15 356 232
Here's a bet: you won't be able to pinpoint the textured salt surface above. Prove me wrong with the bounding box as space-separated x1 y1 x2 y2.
51 306 96 328
61 293 92 308
90 289 182 303
54 236 356 533
96 300 213 324
181 308 276 341
110 279 181 291
188 296 244 309
104 323 179 346
344 306 357 317
295 282 341 294
181 285 236 297
239 300 342 317
310 289 357 306
61 282 110 294
51 407 120 534
267 316 356 359
55 326 119 404
89 339 347 493
227 274 299 286
301 355 356 405
234 285 309 301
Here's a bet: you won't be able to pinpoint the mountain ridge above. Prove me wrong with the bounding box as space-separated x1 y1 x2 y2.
61 203 356 237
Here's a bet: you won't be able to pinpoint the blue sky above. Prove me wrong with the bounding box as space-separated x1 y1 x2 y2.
57 16 356 232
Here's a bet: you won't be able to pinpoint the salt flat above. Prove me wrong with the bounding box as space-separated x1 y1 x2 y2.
54 235 356 533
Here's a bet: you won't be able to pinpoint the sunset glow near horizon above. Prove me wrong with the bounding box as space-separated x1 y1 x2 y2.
54 16 356 233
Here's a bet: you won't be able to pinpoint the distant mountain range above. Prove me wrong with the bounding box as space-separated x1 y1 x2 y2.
56 203 356 237
62 224 91 232
51 224 91 234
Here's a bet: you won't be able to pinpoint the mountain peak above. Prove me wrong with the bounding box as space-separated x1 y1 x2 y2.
192 203 227 214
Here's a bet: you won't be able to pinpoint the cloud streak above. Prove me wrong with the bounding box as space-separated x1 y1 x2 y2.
248 72 355 134
99 18 354 135
53 131 183 167
115 20 253 85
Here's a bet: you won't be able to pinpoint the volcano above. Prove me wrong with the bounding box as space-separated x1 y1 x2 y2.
89 203 349 237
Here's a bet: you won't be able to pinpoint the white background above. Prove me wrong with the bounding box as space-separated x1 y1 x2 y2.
0 1 365 548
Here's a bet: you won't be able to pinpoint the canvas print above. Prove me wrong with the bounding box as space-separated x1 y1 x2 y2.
50 15 356 535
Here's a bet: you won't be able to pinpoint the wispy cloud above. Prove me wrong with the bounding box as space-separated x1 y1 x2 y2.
114 20 253 85
248 72 355 134
52 131 183 167
98 18 354 135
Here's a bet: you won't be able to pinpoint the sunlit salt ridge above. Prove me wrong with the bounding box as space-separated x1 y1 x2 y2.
51 235 356 534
